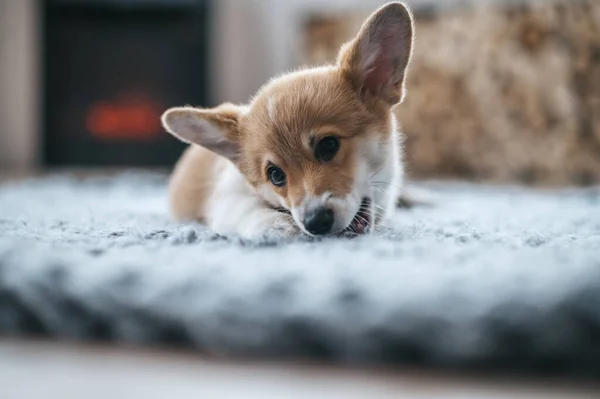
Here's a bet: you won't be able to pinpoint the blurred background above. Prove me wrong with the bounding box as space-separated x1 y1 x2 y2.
1 2 599 397
0 0 598 185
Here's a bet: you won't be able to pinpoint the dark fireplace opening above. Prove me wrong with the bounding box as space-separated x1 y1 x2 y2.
42 0 211 167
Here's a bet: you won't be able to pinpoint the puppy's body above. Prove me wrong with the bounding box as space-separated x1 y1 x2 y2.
163 3 414 239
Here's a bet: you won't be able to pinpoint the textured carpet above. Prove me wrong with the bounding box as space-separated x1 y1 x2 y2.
0 172 599 377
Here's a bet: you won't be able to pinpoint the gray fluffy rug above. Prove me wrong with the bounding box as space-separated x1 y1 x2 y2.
1 172 599 377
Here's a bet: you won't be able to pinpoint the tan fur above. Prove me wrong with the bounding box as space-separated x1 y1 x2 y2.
168 145 223 222
162 2 414 238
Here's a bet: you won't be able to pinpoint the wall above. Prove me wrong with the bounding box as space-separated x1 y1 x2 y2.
0 0 39 168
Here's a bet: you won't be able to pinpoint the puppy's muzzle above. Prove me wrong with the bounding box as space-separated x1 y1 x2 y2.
303 207 334 235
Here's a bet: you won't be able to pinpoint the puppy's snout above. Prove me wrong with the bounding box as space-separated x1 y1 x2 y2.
303 207 334 235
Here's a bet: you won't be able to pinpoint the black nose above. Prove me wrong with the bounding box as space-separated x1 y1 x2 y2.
303 208 334 235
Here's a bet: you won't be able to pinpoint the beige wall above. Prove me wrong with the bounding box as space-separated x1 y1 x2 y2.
0 0 39 168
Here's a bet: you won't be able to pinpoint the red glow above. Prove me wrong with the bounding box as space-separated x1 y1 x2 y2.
86 101 162 140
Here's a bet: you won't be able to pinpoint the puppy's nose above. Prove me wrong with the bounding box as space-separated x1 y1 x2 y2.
303 208 334 235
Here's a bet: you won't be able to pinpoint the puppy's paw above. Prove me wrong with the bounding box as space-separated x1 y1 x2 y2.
232 210 302 241
264 214 302 240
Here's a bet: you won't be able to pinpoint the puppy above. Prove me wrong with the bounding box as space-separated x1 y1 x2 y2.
161 2 414 239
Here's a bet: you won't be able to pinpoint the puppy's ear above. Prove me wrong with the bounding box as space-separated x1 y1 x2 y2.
161 103 245 162
338 2 414 105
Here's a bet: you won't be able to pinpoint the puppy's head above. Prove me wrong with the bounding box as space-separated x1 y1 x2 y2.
163 2 414 236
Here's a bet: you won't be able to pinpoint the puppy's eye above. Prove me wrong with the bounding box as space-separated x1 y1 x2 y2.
315 136 340 162
267 165 286 187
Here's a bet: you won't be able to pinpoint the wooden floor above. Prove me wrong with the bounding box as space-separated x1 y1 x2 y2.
0 340 598 399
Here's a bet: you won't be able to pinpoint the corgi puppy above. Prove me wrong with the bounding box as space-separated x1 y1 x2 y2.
161 2 414 239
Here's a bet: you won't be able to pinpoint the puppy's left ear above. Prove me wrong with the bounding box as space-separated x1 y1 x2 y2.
338 2 414 105
161 103 245 163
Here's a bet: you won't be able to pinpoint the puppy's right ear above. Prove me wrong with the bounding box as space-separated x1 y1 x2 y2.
161 103 245 162
338 2 414 105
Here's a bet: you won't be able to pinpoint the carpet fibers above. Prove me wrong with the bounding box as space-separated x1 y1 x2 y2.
0 172 599 377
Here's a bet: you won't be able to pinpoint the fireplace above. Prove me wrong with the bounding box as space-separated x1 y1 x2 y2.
42 0 211 166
